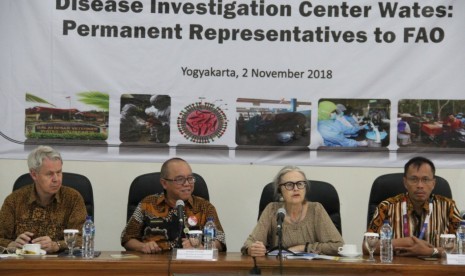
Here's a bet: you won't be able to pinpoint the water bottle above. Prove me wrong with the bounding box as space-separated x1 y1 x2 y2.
380 220 393 263
457 220 465 254
203 217 217 250
82 215 95 258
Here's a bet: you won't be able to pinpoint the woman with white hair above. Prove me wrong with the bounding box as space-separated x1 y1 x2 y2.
241 166 343 256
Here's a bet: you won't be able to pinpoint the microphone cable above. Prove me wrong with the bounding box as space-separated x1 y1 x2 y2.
167 246 174 276
249 256 261 275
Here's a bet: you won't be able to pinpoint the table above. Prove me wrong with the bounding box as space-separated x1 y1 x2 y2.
0 251 463 275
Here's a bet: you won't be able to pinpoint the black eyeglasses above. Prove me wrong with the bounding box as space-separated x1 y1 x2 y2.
279 181 307 191
164 176 196 185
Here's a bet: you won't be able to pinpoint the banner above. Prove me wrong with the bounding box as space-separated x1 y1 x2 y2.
1 0 464 167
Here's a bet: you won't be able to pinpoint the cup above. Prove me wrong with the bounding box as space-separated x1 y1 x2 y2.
338 244 357 254
23 243 41 255
188 230 203 249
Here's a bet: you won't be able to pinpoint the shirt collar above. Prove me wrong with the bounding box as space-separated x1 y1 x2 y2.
155 194 196 212
27 184 60 206
405 193 434 214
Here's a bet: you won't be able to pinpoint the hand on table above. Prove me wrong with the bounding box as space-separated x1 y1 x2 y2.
248 241 266 257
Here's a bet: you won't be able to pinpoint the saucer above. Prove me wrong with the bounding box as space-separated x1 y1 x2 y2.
338 251 362 258
16 249 46 258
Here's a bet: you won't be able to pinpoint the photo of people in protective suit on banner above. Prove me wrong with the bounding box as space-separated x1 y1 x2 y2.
317 99 390 149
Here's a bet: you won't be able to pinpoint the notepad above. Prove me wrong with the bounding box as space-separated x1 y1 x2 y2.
286 253 339 261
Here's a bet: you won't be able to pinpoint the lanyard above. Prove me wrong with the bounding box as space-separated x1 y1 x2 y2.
402 198 409 237
402 195 433 240
418 198 433 240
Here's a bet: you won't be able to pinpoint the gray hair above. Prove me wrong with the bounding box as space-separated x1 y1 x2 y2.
27 145 62 172
273 165 310 200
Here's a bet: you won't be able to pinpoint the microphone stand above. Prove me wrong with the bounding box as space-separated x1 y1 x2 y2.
176 217 184 249
278 227 284 275
267 228 295 257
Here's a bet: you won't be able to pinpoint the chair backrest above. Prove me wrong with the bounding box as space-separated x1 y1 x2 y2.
127 172 209 222
13 172 94 220
258 180 342 235
367 173 452 227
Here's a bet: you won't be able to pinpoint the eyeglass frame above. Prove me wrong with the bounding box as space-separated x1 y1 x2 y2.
405 176 435 185
279 181 307 191
0 246 17 254
163 175 196 185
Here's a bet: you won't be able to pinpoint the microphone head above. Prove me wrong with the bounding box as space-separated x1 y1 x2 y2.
460 210 465 220
277 208 286 216
176 199 185 207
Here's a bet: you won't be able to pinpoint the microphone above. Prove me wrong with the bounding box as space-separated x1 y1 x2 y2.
460 210 465 220
276 208 286 230
175 200 185 249
176 200 185 225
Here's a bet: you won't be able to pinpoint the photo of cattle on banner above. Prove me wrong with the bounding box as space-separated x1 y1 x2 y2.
24 92 109 144
397 99 465 151
236 97 310 147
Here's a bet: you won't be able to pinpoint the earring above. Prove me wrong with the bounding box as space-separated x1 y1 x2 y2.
279 196 284 202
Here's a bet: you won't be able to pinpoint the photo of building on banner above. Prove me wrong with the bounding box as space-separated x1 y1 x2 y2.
24 92 109 145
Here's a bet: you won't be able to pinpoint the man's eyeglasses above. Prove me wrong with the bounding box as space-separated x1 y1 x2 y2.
406 177 435 184
164 176 196 185
279 181 307 191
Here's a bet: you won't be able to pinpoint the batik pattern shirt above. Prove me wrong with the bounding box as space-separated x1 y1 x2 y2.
367 193 462 247
0 184 87 250
121 194 227 251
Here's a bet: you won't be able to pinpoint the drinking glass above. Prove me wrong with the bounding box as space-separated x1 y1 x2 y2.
364 232 379 262
440 234 456 255
188 230 203 249
64 229 79 257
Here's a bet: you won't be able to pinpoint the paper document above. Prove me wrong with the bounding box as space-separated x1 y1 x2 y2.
286 253 339 261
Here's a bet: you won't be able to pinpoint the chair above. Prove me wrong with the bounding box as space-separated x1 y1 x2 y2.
258 180 342 235
127 172 209 222
13 172 94 219
366 173 452 227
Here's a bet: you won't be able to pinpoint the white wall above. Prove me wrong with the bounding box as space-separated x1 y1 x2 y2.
1 159 464 253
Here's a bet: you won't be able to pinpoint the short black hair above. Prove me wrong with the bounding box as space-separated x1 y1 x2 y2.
404 156 435 177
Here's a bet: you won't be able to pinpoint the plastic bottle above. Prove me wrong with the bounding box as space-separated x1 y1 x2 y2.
203 217 217 250
380 220 393 263
82 215 95 258
457 220 465 254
